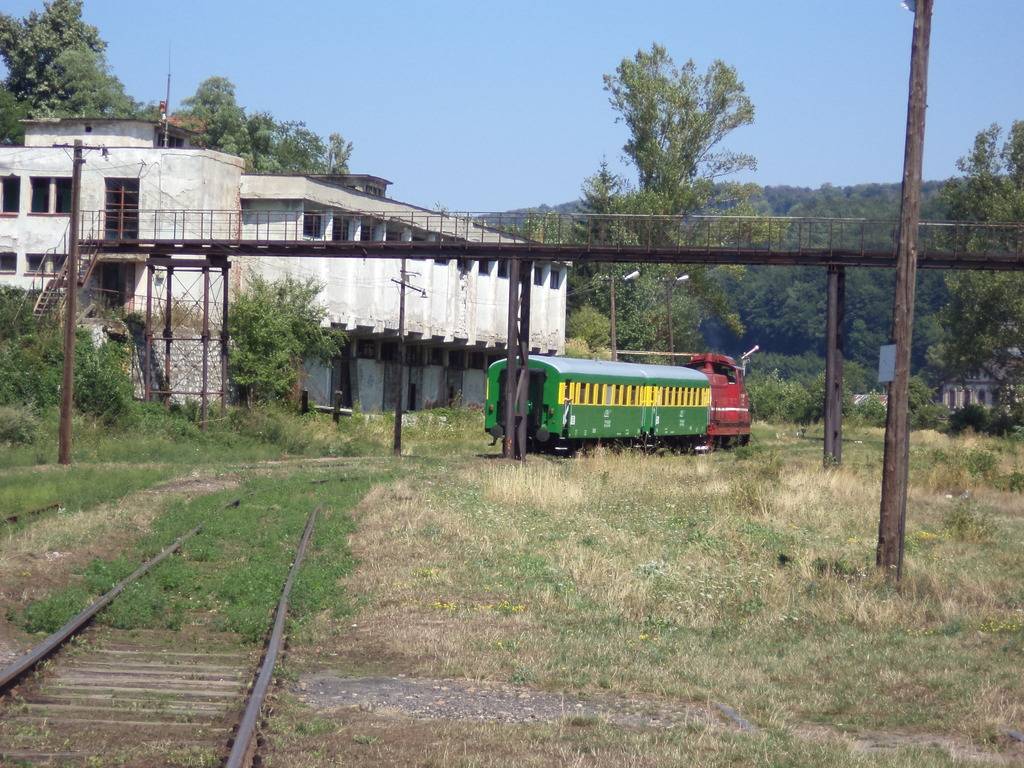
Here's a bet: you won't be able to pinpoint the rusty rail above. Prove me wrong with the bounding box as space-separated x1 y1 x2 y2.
0 524 203 694
224 506 319 768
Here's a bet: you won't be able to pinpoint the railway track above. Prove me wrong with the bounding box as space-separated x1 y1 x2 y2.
0 506 319 767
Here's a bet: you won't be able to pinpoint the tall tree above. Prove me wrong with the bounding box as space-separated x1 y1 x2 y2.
327 133 353 174
934 122 1024 393
0 0 136 117
178 76 354 175
177 76 252 158
0 88 29 144
604 43 755 211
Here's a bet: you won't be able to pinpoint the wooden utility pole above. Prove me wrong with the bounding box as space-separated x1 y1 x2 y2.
609 271 618 361
392 258 408 456
877 0 933 579
58 140 84 465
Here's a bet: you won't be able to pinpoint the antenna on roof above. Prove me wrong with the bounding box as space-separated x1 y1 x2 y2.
161 44 171 148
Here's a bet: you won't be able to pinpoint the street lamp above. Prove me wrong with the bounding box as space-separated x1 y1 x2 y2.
666 274 689 358
609 269 639 361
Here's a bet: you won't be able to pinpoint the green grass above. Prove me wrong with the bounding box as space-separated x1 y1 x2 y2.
15 465 395 643
0 464 174 523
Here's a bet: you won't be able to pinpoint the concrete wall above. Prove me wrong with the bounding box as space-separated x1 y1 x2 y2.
22 119 193 149
0 145 243 291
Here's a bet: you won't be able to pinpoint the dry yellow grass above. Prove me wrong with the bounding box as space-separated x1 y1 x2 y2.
318 424 1024 763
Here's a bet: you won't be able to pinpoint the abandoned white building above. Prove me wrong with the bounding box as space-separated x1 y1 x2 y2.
0 117 567 411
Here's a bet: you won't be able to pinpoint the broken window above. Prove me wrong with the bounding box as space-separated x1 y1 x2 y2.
26 253 64 274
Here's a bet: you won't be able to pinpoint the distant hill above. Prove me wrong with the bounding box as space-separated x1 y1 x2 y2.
516 180 949 219
531 181 954 381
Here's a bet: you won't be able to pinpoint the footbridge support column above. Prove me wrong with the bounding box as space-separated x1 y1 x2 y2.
502 258 532 460
824 264 846 466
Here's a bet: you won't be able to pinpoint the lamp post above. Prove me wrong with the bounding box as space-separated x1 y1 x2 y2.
665 273 689 359
609 269 640 361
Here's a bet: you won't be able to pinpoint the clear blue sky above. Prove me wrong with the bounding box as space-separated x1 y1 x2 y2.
8 1 1024 210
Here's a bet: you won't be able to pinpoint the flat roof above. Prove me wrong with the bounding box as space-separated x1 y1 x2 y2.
490 356 708 385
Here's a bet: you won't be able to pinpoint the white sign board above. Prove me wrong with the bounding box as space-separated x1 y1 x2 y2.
878 344 897 384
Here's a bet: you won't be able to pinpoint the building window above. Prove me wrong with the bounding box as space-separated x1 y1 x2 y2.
356 340 377 359
380 342 399 362
429 347 444 366
449 350 466 370
26 253 65 275
360 219 374 241
497 260 509 278
0 252 16 273
29 177 71 214
332 217 348 241
469 352 485 370
303 212 323 239
105 178 140 239
30 178 49 213
550 267 562 290
534 266 544 286
405 346 421 365
1 176 19 213
478 260 492 275
55 178 72 214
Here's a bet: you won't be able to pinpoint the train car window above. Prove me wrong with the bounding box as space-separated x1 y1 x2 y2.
685 388 692 407
558 382 566 403
675 388 681 407
603 385 611 405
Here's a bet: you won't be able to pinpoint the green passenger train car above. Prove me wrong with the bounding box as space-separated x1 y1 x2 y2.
484 356 711 453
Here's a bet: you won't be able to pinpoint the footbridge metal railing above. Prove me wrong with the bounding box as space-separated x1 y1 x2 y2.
79 209 1024 269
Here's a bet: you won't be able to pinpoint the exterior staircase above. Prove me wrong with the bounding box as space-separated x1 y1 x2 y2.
33 243 102 319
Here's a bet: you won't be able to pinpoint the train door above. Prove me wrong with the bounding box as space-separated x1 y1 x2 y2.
495 367 546 436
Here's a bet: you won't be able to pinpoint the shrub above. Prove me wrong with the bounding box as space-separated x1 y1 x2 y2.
0 405 39 444
943 500 996 542
948 404 991 435
229 275 344 404
852 393 887 427
746 370 817 424
74 337 134 423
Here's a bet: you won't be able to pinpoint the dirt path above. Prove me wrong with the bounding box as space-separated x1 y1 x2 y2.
297 673 722 729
